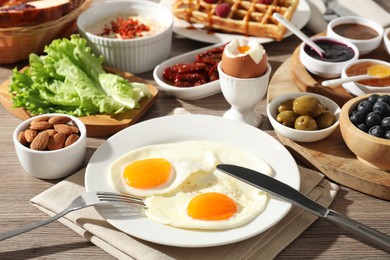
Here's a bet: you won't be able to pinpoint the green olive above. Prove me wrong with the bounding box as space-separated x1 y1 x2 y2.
316 111 335 129
294 115 318 131
277 99 294 113
276 110 299 128
293 95 324 117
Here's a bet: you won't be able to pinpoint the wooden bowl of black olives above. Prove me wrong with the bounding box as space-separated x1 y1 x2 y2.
267 92 340 142
339 93 390 171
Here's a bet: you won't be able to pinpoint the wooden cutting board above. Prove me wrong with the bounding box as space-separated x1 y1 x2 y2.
0 67 158 137
267 57 390 201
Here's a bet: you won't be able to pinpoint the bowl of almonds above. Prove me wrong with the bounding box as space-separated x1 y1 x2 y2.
13 113 87 179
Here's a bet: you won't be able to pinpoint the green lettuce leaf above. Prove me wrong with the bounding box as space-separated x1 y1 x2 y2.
9 34 150 116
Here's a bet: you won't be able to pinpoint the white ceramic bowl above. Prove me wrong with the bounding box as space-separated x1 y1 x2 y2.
341 59 390 96
153 43 224 100
267 92 341 142
327 16 384 56
77 0 173 74
299 36 359 79
384 27 390 56
13 114 87 179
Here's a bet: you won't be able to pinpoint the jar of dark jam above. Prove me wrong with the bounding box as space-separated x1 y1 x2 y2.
304 39 355 62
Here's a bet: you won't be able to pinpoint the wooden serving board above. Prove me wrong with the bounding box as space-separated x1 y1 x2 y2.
267 57 390 201
0 67 158 137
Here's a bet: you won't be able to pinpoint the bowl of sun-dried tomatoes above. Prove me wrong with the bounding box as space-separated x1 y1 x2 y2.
77 0 173 74
153 43 225 100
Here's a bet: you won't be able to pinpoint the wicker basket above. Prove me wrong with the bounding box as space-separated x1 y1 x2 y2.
0 0 92 64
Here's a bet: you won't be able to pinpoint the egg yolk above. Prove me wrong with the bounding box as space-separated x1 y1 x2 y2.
124 158 172 189
187 192 237 221
237 45 251 54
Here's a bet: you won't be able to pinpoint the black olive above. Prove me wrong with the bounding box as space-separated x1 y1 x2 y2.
368 125 385 138
357 100 373 115
373 101 390 117
367 94 379 104
366 111 382 127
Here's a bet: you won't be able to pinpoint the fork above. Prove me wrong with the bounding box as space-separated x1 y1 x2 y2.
0 191 145 241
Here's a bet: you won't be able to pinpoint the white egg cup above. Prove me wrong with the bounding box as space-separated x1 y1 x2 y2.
217 62 271 127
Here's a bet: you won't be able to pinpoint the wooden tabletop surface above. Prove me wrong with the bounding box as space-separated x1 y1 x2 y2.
1 2 390 259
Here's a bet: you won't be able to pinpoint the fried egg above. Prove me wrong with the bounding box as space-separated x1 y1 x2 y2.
109 141 220 197
110 141 272 230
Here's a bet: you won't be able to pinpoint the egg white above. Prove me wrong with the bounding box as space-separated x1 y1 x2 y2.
224 38 265 64
142 141 272 230
109 141 220 197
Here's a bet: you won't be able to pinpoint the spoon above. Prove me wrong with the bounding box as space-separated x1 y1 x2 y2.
322 64 390 87
272 13 326 58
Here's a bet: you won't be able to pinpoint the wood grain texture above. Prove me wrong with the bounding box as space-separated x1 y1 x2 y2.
0 67 159 137
268 57 390 200
1 13 390 258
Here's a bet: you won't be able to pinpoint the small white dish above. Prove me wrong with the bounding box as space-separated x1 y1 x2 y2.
153 43 225 100
77 0 173 74
384 27 390 56
218 62 271 127
299 35 359 79
85 114 300 247
13 113 87 179
327 16 384 56
267 92 340 142
341 59 390 96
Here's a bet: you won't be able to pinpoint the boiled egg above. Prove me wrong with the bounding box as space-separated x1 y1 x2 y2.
221 38 268 78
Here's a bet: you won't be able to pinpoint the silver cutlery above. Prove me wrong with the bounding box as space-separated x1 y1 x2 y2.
0 191 145 241
217 164 390 252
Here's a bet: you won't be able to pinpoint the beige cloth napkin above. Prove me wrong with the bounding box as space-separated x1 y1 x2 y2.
306 0 390 34
30 165 339 260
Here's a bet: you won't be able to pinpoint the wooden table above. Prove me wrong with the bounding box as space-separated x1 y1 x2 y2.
1 7 390 259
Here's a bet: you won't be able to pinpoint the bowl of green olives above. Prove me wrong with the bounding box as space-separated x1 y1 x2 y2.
339 93 390 171
267 92 340 142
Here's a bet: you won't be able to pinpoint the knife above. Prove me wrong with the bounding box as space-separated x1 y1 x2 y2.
217 164 390 251
323 0 357 22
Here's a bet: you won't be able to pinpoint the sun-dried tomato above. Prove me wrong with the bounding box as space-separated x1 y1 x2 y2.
163 45 225 87
99 17 150 39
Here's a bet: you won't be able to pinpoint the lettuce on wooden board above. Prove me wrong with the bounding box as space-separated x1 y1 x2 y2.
9 34 150 116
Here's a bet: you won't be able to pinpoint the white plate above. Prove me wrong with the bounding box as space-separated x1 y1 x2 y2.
160 0 311 44
85 114 300 247
153 43 224 100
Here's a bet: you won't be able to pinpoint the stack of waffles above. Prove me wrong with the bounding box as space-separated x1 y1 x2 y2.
173 0 300 41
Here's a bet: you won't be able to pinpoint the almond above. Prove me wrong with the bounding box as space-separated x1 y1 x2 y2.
24 129 38 143
48 116 71 125
53 124 73 136
30 121 52 131
47 132 66 150
31 116 51 125
43 129 57 136
70 125 79 134
18 131 28 146
30 131 49 150
65 134 79 147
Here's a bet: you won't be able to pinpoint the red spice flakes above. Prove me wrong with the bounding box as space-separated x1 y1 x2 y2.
99 17 151 39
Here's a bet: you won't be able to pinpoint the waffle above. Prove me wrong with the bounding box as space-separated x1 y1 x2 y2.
173 0 299 41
